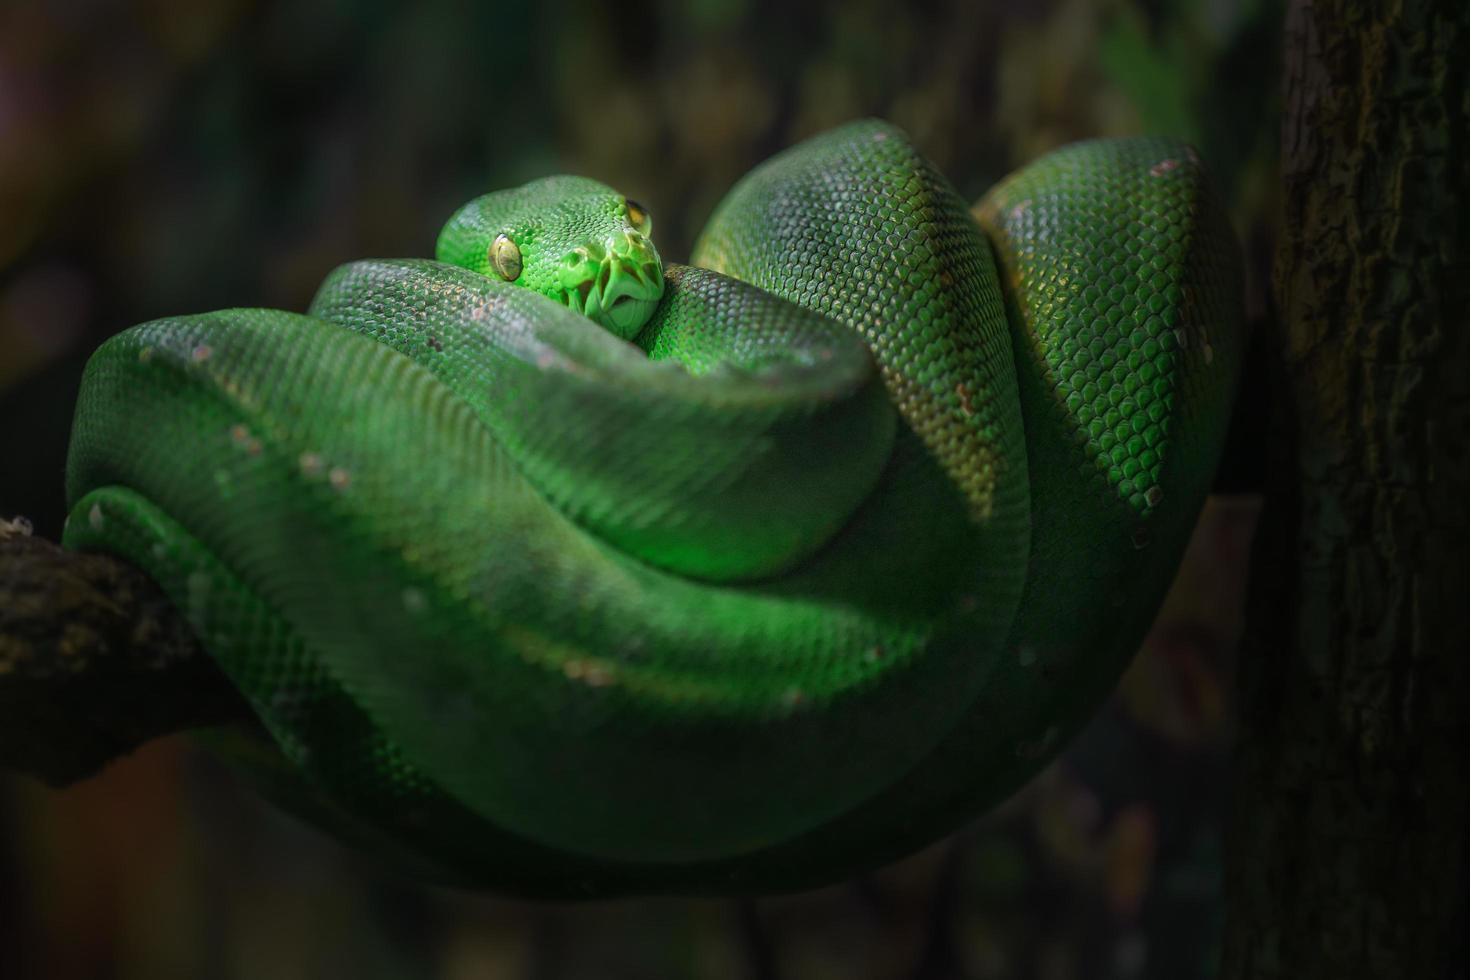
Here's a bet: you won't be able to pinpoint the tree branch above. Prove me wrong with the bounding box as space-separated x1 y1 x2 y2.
0 518 250 786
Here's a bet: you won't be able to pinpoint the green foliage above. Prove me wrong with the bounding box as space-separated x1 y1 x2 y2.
1099 0 1284 221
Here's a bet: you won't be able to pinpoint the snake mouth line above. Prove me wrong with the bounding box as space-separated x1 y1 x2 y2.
561 251 665 339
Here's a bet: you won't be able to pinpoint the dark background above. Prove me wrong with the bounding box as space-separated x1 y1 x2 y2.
0 1 1279 976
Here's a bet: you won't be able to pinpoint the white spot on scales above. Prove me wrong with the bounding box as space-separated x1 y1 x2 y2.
562 659 614 687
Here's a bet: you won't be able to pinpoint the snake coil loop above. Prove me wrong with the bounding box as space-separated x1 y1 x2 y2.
63 120 1240 896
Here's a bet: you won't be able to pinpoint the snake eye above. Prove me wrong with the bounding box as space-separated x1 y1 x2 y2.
490 234 522 281
625 199 651 235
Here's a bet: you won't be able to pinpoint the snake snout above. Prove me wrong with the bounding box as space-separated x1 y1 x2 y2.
562 230 665 340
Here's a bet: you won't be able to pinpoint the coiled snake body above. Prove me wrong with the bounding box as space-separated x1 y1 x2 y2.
64 121 1240 896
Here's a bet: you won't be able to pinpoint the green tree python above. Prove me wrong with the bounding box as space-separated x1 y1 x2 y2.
62 120 1241 897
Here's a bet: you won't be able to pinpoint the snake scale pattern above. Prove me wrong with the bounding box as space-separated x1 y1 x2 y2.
62 120 1241 896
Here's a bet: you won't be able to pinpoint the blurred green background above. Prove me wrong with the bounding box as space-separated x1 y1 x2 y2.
0 0 1278 977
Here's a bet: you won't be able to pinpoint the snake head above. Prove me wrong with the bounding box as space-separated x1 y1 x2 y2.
436 176 665 340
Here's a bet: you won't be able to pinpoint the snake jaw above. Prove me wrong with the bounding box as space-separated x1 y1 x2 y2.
557 230 664 340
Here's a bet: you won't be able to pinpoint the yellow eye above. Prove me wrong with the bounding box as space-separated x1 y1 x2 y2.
625 199 651 234
490 234 522 281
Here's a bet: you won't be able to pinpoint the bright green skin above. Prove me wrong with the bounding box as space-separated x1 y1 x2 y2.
62 121 1241 897
435 175 665 340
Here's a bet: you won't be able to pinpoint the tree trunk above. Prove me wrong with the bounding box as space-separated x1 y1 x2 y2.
1221 1 1469 977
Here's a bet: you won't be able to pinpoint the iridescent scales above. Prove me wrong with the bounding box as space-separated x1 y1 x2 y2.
61 121 1241 895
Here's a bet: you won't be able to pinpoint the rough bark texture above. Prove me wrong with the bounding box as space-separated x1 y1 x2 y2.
1221 1 1469 978
0 519 249 785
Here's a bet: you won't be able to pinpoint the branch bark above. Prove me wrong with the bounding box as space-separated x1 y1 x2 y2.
1221 1 1469 977
0 518 249 785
